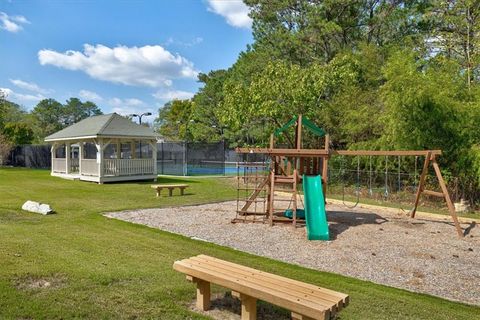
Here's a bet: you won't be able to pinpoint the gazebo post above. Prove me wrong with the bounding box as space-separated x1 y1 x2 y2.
96 139 104 183
116 139 121 159
50 142 57 175
65 143 71 174
78 141 83 176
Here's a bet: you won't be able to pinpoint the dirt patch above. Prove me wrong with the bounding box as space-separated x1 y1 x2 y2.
188 292 291 320
14 274 67 291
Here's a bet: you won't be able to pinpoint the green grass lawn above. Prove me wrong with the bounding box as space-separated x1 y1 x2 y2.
0 168 478 319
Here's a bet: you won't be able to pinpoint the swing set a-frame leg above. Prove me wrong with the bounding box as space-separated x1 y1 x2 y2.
410 153 464 238
431 158 464 238
410 152 431 219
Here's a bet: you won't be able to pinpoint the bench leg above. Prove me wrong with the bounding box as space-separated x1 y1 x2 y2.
169 188 173 196
233 291 257 320
291 312 315 320
156 188 161 197
180 188 185 196
195 279 211 311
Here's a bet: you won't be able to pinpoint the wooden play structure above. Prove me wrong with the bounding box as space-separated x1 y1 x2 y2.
234 115 464 238
174 254 349 320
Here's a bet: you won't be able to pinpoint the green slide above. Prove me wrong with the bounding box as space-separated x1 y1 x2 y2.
302 174 329 240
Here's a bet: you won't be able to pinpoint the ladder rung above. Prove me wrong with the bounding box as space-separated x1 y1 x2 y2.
237 210 267 216
242 199 267 203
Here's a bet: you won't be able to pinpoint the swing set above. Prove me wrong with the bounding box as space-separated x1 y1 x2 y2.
339 154 420 210
234 115 464 238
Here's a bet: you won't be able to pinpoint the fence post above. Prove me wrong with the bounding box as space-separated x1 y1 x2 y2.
183 141 187 176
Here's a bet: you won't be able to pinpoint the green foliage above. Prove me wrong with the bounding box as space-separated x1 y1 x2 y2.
32 98 65 140
32 98 103 142
154 99 193 141
2 122 34 145
64 97 103 126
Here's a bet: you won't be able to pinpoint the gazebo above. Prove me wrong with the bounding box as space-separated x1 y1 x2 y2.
45 113 158 183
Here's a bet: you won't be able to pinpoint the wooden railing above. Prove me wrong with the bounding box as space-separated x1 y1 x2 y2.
103 159 155 176
52 158 66 173
81 159 98 176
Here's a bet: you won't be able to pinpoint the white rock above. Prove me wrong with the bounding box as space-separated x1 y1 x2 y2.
454 199 470 213
22 201 54 215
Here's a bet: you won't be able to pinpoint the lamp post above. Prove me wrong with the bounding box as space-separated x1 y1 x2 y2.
129 112 152 159
129 112 152 125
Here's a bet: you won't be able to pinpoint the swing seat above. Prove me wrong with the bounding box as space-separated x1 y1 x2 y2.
284 209 305 219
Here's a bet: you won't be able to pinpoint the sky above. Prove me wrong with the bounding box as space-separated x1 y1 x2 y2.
0 0 253 121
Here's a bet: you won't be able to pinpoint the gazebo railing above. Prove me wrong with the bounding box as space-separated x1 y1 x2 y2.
52 158 66 173
81 159 98 176
103 158 155 176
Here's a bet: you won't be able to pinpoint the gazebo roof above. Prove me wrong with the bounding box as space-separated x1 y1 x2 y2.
45 113 157 142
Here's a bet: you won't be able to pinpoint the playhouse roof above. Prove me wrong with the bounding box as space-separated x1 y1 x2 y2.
44 113 157 142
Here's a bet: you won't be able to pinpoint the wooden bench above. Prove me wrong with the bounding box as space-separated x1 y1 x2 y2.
151 184 189 197
173 255 349 320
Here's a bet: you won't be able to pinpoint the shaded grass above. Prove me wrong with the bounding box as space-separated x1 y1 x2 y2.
0 168 478 319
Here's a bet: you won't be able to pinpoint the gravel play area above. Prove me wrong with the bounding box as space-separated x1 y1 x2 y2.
105 201 480 306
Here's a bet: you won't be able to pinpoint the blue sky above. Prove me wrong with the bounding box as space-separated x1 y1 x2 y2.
0 0 253 120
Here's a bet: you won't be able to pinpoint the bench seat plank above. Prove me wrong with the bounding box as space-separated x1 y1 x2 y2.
174 255 349 320
190 255 347 310
195 255 349 307
151 184 189 197
151 184 189 188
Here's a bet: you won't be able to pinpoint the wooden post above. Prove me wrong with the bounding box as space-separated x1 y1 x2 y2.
187 276 210 311
431 158 463 237
232 291 257 320
322 135 330 201
296 114 302 150
268 159 275 226
293 167 298 227
410 152 431 218
194 279 211 311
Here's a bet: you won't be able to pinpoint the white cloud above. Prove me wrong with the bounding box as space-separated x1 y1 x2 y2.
9 79 52 94
0 12 30 33
79 89 103 102
165 36 204 47
0 87 45 104
206 0 252 29
38 44 199 87
152 89 194 101
108 97 144 108
108 97 154 117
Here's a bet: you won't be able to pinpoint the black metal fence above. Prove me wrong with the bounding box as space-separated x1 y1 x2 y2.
5 141 267 176
7 145 51 169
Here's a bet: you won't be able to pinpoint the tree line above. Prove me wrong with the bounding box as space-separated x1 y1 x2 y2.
0 93 102 161
155 0 480 202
